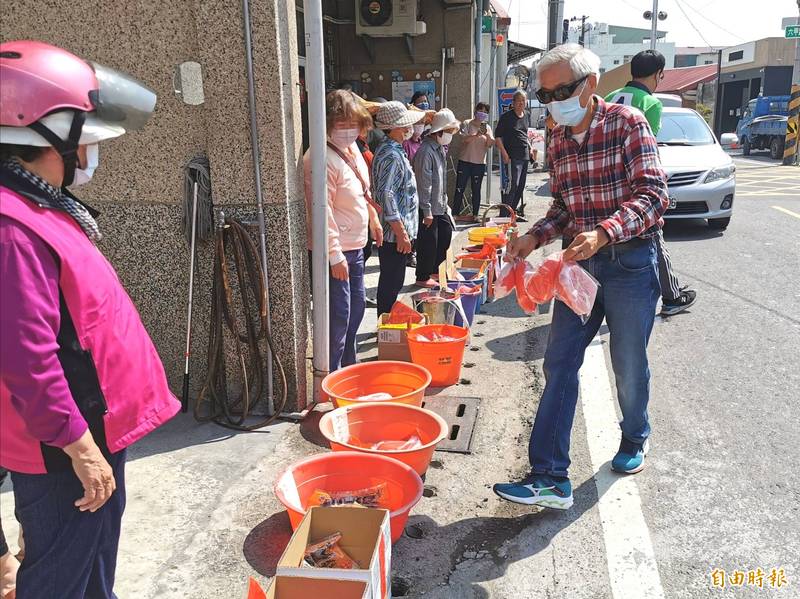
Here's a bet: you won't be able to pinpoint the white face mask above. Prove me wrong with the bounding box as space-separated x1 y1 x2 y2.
402 127 414 141
547 81 589 127
437 132 453 146
72 143 99 186
330 128 360 148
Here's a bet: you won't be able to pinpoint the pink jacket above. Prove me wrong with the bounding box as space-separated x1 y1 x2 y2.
0 187 180 474
303 143 370 265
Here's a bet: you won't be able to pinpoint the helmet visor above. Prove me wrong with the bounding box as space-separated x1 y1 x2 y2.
89 62 157 131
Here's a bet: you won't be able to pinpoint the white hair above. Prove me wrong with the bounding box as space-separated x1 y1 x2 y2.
535 43 602 85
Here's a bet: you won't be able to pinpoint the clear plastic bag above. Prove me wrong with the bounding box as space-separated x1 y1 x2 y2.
493 260 517 299
523 252 599 323
309 482 388 509
355 392 393 402
555 260 599 322
371 434 423 451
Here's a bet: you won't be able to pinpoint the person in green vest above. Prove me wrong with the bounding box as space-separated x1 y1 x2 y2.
606 49 665 134
606 50 697 316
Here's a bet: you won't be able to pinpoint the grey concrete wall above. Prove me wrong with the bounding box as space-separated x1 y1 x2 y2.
2 0 309 410
332 0 475 122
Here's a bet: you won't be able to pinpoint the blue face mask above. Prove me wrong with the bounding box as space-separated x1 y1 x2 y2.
547 81 589 127
416 101 430 110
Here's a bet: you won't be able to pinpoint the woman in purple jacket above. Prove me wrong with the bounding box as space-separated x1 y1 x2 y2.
0 41 179 598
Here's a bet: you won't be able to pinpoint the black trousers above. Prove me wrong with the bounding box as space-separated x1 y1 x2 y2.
501 158 529 214
415 213 453 281
377 241 411 315
453 161 486 217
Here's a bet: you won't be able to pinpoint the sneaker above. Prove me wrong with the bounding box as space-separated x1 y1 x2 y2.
493 474 573 510
406 253 417 268
515 215 528 223
660 288 697 316
611 437 650 474
365 296 378 308
415 278 438 288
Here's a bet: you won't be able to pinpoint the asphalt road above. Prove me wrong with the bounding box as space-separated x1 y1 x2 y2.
639 155 800 597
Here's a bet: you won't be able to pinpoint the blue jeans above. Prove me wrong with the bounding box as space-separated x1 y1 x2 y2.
329 249 366 371
529 239 660 478
11 449 127 599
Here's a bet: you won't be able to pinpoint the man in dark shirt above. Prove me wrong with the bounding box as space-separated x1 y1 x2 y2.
495 90 535 219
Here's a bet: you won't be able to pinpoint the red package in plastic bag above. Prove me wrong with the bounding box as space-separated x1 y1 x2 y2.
493 260 516 299
513 260 538 314
524 253 561 304
555 260 599 320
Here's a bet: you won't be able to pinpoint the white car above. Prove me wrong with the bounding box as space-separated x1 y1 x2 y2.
658 107 736 230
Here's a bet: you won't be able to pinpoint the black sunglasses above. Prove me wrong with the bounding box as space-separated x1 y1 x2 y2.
536 75 589 104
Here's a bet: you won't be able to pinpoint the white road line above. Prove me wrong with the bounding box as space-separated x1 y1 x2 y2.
772 205 800 219
580 339 666 599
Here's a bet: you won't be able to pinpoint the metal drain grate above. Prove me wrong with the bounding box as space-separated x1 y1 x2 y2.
420 395 481 453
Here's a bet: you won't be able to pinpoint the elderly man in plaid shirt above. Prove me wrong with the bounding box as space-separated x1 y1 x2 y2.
494 44 668 510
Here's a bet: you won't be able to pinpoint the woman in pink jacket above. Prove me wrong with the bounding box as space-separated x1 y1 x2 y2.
0 41 179 598
304 90 383 372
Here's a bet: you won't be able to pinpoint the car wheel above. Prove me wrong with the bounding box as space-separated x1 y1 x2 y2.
742 137 750 156
708 217 731 230
770 137 785 160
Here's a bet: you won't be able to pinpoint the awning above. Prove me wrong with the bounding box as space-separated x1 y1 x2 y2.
508 40 543 64
659 64 718 94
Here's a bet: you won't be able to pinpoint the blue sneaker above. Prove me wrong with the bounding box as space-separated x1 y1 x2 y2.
493 474 574 510
611 437 650 474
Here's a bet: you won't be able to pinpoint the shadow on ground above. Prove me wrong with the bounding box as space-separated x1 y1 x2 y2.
391 463 624 597
662 219 725 242
125 413 285 463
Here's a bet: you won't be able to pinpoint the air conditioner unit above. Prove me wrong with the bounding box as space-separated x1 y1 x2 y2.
356 0 427 37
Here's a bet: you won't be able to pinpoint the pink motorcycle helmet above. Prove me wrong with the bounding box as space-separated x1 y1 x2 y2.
0 40 156 184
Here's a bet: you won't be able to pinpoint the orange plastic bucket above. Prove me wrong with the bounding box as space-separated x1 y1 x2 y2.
273 451 423 543
406 324 469 387
321 361 432 408
318 403 448 476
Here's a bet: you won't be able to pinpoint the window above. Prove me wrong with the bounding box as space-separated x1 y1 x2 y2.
600 68 606 73
704 60 713 64
657 112 715 146
613 59 620 65
728 50 744 61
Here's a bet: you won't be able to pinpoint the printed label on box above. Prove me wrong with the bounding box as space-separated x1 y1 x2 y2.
378 329 401 344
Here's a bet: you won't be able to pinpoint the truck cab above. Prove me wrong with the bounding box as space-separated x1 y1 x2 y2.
736 96 790 158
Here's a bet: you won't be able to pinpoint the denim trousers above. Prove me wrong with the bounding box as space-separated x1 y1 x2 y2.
329 249 366 371
529 238 660 478
11 449 127 599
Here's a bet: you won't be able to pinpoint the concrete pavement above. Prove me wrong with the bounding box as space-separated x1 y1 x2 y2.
1 160 797 597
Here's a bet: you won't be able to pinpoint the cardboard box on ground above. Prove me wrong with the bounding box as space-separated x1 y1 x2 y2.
275 506 392 599
377 313 428 362
248 576 369 599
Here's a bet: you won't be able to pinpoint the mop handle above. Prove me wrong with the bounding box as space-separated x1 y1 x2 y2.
182 181 199 413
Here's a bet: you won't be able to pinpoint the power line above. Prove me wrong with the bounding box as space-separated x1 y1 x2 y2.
673 0 715 49
680 0 746 43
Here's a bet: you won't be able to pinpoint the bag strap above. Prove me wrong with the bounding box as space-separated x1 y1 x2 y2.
326 142 381 214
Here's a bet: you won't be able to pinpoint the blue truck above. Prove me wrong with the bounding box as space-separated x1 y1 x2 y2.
736 96 790 159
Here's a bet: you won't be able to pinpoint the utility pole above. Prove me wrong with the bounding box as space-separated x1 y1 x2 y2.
793 0 800 84
649 0 658 49
547 0 565 50
570 15 590 47
643 1 667 50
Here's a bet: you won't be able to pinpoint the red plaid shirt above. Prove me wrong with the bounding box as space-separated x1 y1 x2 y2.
528 97 668 246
